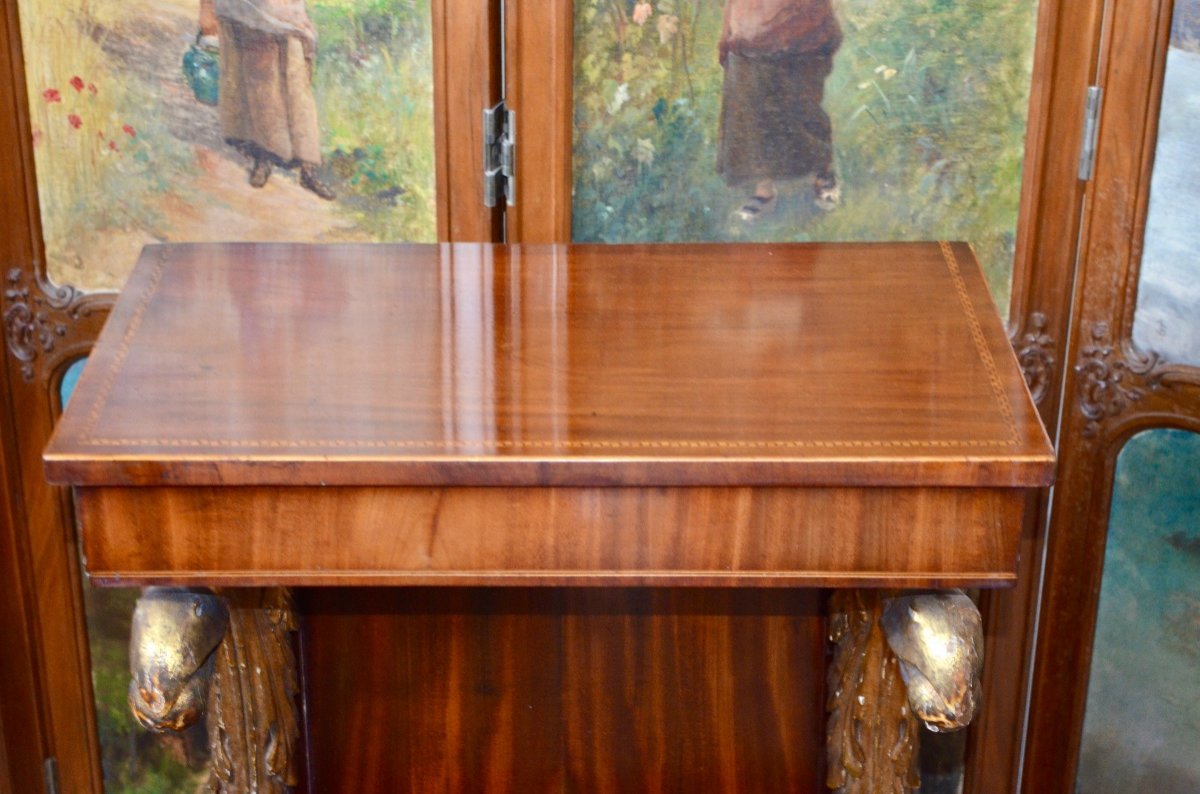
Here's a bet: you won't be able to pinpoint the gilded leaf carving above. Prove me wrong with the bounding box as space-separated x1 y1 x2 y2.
826 590 919 793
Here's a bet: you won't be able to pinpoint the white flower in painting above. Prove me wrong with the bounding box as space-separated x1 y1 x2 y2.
657 14 678 44
592 156 615 181
634 137 655 166
632 2 653 26
609 82 630 114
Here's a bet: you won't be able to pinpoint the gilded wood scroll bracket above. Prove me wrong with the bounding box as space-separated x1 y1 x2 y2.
128 587 301 793
827 589 983 792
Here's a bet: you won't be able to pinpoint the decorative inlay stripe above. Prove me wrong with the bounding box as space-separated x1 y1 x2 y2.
82 248 169 437
938 241 1020 444
81 437 1016 450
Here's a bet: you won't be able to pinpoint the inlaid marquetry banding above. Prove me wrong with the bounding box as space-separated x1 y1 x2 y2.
938 241 1020 445
76 244 1021 453
82 247 169 439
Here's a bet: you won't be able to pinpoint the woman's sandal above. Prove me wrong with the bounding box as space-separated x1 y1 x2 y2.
733 192 777 223
249 158 272 189
813 175 840 212
300 165 336 201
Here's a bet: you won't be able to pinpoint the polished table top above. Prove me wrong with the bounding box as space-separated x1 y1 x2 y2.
45 242 1053 587
46 241 1051 488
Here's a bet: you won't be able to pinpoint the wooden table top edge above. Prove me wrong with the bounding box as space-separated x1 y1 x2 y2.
43 452 1056 488
82 569 1020 589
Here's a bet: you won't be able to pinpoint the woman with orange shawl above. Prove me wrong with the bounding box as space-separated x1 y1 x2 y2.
718 0 841 220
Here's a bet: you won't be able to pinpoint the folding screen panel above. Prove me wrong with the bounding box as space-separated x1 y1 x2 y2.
1025 0 1200 789
0 1 500 790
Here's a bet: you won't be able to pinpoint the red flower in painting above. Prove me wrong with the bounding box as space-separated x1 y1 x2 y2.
69 76 84 92
67 114 82 129
42 88 61 103
122 124 136 138
108 141 117 151
87 83 97 94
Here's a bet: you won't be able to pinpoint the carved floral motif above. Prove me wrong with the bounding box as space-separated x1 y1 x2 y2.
1074 321 1165 437
1016 312 1055 405
3 267 90 381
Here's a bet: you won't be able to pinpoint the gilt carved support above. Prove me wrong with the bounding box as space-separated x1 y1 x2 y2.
128 587 301 793
827 589 983 793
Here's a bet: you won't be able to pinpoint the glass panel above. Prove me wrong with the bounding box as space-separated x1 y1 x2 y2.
62 358 209 793
571 0 1040 310
19 0 437 292
1132 4 1200 366
1077 429 1200 792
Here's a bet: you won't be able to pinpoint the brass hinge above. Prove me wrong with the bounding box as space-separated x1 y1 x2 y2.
43 757 59 794
1078 85 1102 181
483 100 516 208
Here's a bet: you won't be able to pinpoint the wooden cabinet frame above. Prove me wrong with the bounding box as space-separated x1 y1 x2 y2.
0 1 500 789
0 0 1160 789
502 3 1101 786
1024 0 1200 788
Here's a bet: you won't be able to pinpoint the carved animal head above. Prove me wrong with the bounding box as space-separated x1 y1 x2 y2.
128 587 229 732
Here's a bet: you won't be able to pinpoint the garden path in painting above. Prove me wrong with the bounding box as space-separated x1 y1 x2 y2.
50 0 354 288
25 0 434 292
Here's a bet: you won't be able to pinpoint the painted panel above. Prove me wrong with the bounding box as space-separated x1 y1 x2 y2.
19 0 436 292
571 0 1040 311
1132 1 1200 367
1077 429 1200 792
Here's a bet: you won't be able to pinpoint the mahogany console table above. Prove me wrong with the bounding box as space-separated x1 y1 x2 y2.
46 242 1053 792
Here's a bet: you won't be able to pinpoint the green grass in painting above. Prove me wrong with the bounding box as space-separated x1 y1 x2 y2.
84 586 209 794
572 0 1039 310
312 0 436 241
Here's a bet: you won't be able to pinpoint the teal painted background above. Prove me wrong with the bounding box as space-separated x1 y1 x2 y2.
1077 428 1200 792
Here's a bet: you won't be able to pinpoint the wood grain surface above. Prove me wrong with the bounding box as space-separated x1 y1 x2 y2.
45 241 1053 489
301 587 825 793
75 484 1023 587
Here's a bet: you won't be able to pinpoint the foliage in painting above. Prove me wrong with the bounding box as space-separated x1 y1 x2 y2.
19 0 435 291
572 0 1039 309
85 586 210 794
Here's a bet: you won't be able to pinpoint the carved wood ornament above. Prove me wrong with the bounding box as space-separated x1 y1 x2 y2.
826 590 920 793
3 268 96 381
827 589 984 792
1016 311 1055 405
1074 321 1166 436
128 587 301 793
